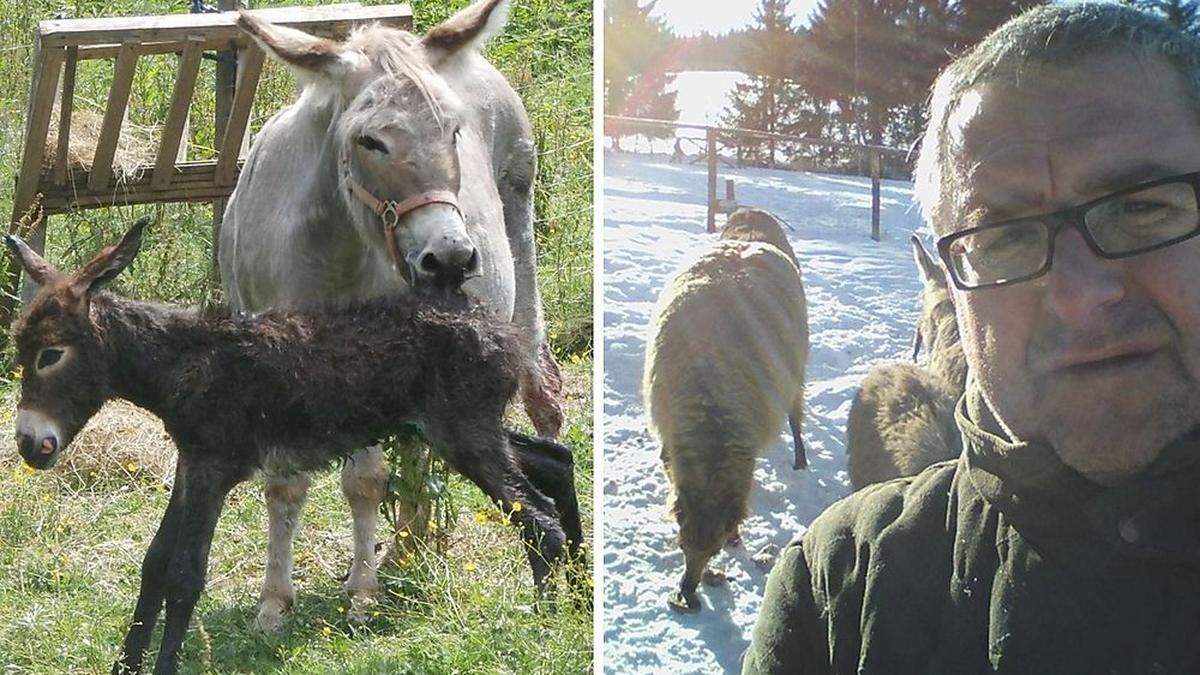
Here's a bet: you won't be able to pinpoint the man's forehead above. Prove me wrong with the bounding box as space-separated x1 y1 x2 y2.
941 51 1200 221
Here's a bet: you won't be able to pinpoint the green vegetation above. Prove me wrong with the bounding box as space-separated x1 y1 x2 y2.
0 0 592 671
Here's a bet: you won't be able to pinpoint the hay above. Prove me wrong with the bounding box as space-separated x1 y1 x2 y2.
0 395 177 487
42 106 163 180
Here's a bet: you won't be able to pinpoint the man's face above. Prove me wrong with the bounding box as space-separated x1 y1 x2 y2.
943 51 1200 484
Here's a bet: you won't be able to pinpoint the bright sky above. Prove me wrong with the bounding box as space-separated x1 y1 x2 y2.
648 0 825 36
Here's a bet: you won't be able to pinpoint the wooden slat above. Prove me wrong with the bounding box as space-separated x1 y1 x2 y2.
40 160 244 212
216 45 264 186
53 46 78 186
88 39 139 192
39 4 413 49
151 36 204 189
10 38 64 306
11 38 64 225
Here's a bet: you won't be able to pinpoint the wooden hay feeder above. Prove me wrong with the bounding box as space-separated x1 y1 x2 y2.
4 3 413 331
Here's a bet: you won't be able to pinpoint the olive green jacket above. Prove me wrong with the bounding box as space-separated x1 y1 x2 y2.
743 390 1200 674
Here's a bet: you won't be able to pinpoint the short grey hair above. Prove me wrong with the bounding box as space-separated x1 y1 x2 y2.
914 2 1200 234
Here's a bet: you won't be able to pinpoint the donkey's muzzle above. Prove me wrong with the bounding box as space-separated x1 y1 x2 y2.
411 238 481 293
16 431 57 469
15 408 63 469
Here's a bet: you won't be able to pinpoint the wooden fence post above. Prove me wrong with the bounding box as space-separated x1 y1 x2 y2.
870 148 881 242
212 0 238 277
706 127 717 233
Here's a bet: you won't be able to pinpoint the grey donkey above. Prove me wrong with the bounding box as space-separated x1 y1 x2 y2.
218 0 566 628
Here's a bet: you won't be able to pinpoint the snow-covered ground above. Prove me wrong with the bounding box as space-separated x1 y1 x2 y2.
602 152 927 673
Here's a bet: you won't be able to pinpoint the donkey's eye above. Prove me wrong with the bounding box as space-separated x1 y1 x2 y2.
36 348 63 370
356 135 389 154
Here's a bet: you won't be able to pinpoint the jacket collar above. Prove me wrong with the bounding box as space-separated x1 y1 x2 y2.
956 385 1200 573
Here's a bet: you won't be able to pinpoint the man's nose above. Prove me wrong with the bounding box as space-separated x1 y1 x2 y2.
1042 227 1126 324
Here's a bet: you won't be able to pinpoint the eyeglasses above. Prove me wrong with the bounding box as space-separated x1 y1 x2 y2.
935 171 1200 290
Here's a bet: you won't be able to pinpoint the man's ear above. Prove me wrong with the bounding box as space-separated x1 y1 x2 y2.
69 216 150 297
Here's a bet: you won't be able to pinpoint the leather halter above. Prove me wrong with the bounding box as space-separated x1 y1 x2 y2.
342 172 463 283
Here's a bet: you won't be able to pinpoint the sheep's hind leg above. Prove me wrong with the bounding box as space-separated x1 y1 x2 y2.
341 445 389 623
669 547 712 614
789 396 808 470
257 472 310 632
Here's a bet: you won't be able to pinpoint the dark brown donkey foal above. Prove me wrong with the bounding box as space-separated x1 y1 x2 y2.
6 218 574 675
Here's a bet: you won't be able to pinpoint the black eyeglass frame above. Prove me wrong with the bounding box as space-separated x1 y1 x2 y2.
934 170 1200 290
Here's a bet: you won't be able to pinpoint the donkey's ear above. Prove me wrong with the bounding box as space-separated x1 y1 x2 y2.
71 216 150 296
911 234 944 288
4 235 62 288
237 11 365 82
422 0 510 63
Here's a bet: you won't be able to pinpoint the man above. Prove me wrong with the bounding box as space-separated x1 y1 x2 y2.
744 4 1200 673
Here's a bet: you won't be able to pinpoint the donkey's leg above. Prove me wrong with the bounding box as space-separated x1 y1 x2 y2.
508 431 587 605
497 137 565 438
788 395 808 471
256 472 310 632
340 445 388 622
153 462 238 675
429 422 565 593
113 473 185 675
523 342 565 438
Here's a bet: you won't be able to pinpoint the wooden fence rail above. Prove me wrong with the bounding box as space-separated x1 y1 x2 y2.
603 115 909 238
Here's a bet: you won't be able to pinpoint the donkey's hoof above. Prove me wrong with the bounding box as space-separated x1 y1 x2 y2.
701 569 730 587
345 593 378 625
255 598 292 633
667 590 701 614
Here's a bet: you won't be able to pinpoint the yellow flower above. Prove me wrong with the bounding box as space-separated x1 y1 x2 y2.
463 562 477 573
511 501 523 513
125 462 138 473
321 626 332 636
398 529 410 539
428 521 438 531
474 511 489 524
12 365 22 381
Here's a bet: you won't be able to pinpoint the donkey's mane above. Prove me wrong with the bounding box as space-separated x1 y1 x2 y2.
346 24 447 127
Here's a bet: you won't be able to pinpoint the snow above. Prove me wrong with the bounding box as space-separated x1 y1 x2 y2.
602 152 928 673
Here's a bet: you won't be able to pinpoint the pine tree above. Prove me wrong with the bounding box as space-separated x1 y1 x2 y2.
799 0 1044 150
720 0 819 167
603 0 679 143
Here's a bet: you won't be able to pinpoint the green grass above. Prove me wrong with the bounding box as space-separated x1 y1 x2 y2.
0 0 593 671
0 358 592 673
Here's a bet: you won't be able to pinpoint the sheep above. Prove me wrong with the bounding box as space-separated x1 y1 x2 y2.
845 235 967 490
5 219 577 675
643 207 810 613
